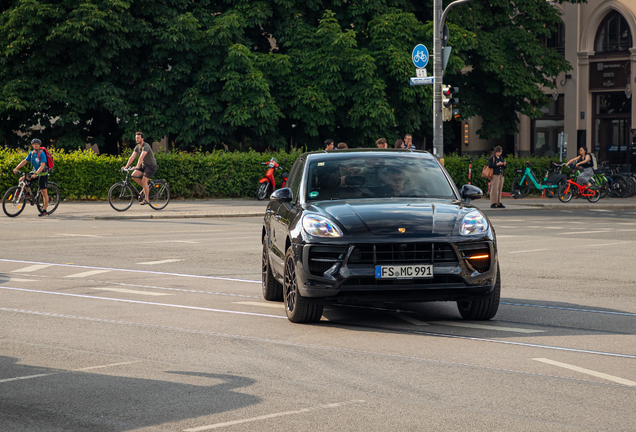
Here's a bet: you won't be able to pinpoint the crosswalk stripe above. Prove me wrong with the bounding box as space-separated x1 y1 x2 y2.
428 321 545 333
64 270 111 278
11 264 52 273
136 259 183 265
235 301 283 309
94 288 172 296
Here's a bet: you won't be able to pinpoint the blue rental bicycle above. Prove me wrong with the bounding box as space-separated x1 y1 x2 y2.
511 162 566 199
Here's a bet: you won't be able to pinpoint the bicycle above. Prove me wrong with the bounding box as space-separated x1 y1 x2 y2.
511 161 566 199
556 171 601 203
108 168 170 212
2 172 60 217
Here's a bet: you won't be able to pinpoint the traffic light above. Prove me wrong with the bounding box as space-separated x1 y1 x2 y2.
442 86 459 122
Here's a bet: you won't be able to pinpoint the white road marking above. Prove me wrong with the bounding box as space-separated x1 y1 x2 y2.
1 287 286 319
533 358 636 387
136 259 184 265
11 264 52 273
55 234 102 238
0 259 261 284
0 277 36 282
64 270 111 278
0 361 140 384
589 209 613 212
235 301 283 309
561 230 612 235
494 235 522 238
183 400 366 431
616 229 636 232
147 240 201 244
590 241 631 247
94 288 172 296
543 227 565 229
509 249 547 254
390 312 429 326
429 321 545 333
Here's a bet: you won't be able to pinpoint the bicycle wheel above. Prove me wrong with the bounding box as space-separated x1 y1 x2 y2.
2 186 27 217
510 176 530 198
586 186 601 203
148 181 170 210
108 182 134 212
36 183 60 215
557 183 572 203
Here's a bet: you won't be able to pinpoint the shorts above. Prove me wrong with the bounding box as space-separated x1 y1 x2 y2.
135 165 158 179
29 174 48 190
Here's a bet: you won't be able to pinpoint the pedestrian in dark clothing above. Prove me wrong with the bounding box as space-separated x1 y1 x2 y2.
324 139 335 151
488 146 506 208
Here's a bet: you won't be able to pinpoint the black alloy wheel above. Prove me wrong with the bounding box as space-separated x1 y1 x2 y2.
457 266 501 320
262 241 283 301
256 182 270 200
283 247 323 323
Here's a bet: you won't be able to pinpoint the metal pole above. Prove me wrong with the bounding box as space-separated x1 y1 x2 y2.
432 0 475 160
433 0 443 159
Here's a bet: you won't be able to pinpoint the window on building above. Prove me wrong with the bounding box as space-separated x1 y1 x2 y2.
543 23 565 56
532 95 564 157
595 11 633 54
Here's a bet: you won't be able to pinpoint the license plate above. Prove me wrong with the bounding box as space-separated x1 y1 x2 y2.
375 265 433 279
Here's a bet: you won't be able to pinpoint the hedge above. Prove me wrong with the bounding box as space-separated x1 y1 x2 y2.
0 148 560 200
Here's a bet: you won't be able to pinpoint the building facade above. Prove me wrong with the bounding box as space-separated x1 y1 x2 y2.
464 0 636 167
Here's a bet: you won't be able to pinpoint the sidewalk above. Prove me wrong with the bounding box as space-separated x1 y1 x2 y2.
37 194 628 220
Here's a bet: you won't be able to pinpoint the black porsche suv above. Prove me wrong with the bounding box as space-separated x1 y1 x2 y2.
261 149 500 323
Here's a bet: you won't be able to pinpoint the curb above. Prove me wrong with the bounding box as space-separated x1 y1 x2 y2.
95 212 264 220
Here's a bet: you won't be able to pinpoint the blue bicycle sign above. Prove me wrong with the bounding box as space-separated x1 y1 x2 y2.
412 44 429 69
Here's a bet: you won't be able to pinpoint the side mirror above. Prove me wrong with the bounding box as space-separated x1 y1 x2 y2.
270 187 293 203
460 184 483 202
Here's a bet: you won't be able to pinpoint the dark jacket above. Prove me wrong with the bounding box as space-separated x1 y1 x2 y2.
488 155 505 176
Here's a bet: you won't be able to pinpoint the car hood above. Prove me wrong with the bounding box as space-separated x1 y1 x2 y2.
306 199 474 237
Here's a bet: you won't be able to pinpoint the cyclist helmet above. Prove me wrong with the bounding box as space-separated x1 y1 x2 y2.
31 138 42 145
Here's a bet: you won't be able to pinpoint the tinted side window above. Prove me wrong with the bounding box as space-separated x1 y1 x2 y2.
287 158 304 201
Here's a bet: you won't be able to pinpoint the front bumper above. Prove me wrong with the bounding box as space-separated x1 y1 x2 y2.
294 240 497 303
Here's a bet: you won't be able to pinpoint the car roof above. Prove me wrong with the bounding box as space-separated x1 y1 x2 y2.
300 149 436 161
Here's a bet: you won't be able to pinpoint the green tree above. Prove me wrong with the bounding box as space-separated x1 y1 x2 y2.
0 0 583 153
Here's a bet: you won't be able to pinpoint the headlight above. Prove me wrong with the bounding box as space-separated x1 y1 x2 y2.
302 214 343 238
460 211 489 235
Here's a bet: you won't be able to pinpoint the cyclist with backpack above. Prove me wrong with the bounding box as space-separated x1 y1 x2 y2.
566 146 594 187
12 138 51 216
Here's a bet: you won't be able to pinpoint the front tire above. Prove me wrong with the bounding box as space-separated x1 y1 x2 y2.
2 186 26 217
108 183 134 212
283 247 323 323
256 182 270 200
457 266 501 320
557 183 573 203
148 181 170 210
586 186 601 203
36 183 60 215
511 177 530 198
262 241 283 301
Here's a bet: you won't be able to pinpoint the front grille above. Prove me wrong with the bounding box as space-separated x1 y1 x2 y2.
457 243 491 273
307 246 349 276
348 243 458 266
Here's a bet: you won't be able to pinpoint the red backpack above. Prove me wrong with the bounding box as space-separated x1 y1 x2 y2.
38 148 54 173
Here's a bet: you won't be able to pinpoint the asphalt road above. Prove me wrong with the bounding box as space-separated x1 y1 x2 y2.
1 207 635 431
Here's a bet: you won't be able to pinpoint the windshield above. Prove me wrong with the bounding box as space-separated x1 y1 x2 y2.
305 155 456 201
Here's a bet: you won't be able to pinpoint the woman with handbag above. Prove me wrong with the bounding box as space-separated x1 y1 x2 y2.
488 146 506 208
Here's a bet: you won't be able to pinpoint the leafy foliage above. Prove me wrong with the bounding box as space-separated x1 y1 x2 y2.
0 0 583 152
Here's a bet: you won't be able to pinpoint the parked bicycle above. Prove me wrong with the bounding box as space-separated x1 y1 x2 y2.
2 172 60 217
108 167 170 212
511 161 566 199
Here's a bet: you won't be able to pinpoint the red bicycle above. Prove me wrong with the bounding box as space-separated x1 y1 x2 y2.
256 158 288 200
557 178 600 203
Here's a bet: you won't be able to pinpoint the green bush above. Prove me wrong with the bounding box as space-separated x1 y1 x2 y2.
0 148 559 200
0 148 302 200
